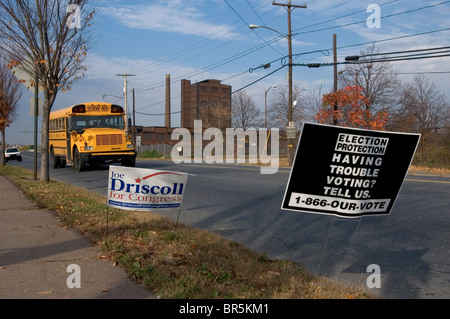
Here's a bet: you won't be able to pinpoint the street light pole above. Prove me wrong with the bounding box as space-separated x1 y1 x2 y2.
265 85 276 128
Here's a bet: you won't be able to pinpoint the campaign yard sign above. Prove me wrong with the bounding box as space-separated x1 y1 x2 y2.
107 166 188 211
282 123 420 217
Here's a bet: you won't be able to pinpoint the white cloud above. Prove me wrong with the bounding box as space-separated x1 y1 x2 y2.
100 1 240 40
84 54 198 81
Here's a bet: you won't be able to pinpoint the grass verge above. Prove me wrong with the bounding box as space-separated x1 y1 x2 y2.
137 149 165 159
0 165 371 299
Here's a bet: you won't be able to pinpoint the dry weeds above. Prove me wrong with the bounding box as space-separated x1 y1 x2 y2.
1 165 371 299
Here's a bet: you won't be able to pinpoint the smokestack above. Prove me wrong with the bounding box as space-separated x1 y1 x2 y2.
165 74 171 128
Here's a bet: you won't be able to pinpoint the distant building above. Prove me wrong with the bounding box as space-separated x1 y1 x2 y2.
133 78 232 150
134 126 176 146
181 79 232 130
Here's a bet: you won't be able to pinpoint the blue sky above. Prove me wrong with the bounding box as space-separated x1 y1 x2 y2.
6 0 450 145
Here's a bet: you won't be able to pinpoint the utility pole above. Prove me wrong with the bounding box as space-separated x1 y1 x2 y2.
333 33 338 125
272 1 306 167
132 88 136 145
116 73 136 132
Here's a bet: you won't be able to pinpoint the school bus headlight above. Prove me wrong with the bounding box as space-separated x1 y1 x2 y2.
84 146 93 151
127 144 134 149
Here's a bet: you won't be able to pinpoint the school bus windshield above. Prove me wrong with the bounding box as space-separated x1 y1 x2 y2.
70 115 125 131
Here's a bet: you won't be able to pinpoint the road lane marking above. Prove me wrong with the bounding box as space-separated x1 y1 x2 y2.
181 163 292 173
405 178 450 184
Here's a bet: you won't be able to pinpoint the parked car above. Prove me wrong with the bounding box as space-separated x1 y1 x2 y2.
5 147 22 162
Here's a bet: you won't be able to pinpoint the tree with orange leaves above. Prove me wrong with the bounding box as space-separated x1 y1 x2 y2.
0 55 22 165
316 86 388 130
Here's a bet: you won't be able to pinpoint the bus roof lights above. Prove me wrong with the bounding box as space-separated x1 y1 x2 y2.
72 104 86 113
111 105 124 113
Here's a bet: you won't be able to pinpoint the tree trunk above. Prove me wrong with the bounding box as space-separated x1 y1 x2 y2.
0 128 5 166
40 92 56 182
40 107 50 182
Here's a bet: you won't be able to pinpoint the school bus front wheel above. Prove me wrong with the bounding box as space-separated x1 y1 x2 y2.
73 148 86 172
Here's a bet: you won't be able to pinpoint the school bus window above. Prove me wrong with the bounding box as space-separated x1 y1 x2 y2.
70 115 124 131
71 119 87 131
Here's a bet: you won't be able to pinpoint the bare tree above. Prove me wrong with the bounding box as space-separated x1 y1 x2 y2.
303 82 325 123
0 0 95 181
339 43 400 117
397 74 449 160
231 90 262 130
268 82 306 130
0 56 22 165
198 100 232 132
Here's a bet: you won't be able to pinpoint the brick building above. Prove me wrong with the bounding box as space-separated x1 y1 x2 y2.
181 79 232 130
133 78 232 151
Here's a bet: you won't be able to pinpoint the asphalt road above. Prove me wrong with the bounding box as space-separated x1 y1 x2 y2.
10 152 450 299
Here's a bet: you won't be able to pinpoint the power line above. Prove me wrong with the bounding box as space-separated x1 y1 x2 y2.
134 69 249 114
395 71 450 75
355 53 450 64
225 0 289 63
135 65 286 116
291 1 450 37
133 49 450 117
130 2 449 95
127 1 383 89
357 46 450 59
135 39 450 114
133 38 273 93
128 1 279 77
292 46 450 67
245 0 286 55
134 28 450 110
129 0 384 78
126 2 450 115
335 27 450 52
125 11 245 75
250 27 450 70
291 0 400 34
135 24 450 96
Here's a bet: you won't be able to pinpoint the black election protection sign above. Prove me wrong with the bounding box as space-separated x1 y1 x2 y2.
281 123 420 217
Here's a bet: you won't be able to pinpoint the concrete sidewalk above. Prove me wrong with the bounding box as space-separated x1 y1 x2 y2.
0 176 154 299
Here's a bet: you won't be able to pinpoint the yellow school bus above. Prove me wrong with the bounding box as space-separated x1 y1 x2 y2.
49 102 136 171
